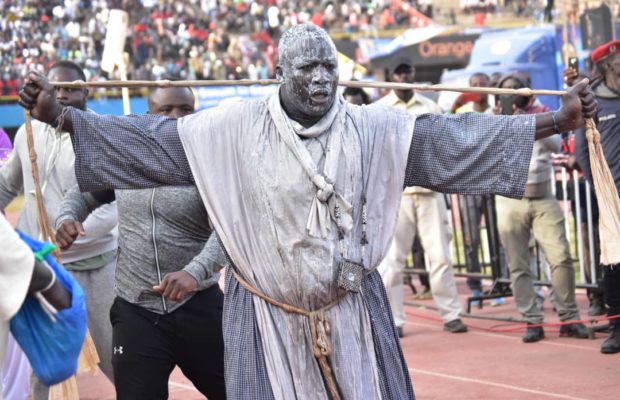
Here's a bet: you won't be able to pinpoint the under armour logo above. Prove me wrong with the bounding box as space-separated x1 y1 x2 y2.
113 346 124 355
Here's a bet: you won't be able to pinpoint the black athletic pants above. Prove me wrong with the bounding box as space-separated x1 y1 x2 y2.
110 285 226 399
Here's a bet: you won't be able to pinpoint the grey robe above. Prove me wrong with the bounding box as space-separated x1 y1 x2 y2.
178 97 413 399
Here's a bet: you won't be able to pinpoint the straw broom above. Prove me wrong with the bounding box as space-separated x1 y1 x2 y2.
23 111 100 400
585 119 620 265
24 111 59 252
23 78 619 398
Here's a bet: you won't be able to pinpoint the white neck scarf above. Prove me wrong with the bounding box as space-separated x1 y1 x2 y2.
268 93 353 238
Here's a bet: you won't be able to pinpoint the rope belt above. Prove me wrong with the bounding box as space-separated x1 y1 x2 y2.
231 269 347 400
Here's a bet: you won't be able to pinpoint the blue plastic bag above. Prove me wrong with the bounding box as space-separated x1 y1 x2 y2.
10 231 87 386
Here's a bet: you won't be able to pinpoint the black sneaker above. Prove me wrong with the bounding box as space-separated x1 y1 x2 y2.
588 300 606 317
522 325 545 343
601 324 620 354
559 322 589 339
443 319 468 333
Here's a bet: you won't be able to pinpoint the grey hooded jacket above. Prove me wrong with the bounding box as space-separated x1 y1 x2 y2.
57 185 226 314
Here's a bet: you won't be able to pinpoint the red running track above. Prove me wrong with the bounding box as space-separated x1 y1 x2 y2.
73 280 619 400
5 210 618 399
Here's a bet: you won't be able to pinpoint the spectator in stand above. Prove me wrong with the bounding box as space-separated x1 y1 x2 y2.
544 0 555 23
494 72 588 343
379 6 397 30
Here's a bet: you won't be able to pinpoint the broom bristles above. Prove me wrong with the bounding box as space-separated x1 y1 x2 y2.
77 330 101 373
585 119 620 265
48 376 79 400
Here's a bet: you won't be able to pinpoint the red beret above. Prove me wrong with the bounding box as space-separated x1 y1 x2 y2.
591 40 620 64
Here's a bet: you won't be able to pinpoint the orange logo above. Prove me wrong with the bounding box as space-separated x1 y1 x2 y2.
418 40 474 59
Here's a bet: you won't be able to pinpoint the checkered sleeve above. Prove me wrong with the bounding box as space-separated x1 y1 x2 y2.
69 108 194 192
404 112 536 198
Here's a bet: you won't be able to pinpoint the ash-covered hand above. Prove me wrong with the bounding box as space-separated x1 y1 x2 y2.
18 70 64 124
152 271 198 302
556 79 597 131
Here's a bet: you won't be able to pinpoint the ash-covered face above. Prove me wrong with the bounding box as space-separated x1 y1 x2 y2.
277 25 339 121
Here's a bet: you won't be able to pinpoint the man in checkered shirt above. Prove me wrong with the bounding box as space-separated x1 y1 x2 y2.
20 24 596 400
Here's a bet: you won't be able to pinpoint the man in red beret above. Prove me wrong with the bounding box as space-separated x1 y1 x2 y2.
565 39 620 354
591 40 620 66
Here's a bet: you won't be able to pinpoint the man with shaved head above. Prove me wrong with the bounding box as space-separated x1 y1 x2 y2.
21 23 596 399
148 86 195 118
55 86 226 399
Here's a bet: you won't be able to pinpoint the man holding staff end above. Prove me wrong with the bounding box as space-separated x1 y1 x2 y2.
19 24 596 400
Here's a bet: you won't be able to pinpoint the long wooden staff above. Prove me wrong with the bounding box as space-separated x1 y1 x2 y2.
50 78 566 96
23 110 100 400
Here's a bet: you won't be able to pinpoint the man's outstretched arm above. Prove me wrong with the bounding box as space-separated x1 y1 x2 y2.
67 109 193 191
404 80 597 197
404 112 536 198
18 70 193 191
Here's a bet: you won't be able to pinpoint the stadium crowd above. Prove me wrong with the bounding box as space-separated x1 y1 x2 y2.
0 0 435 94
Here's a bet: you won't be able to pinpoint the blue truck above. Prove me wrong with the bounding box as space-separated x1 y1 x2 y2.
437 25 592 111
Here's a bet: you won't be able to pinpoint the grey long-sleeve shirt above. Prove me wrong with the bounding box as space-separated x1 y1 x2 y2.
57 185 226 314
